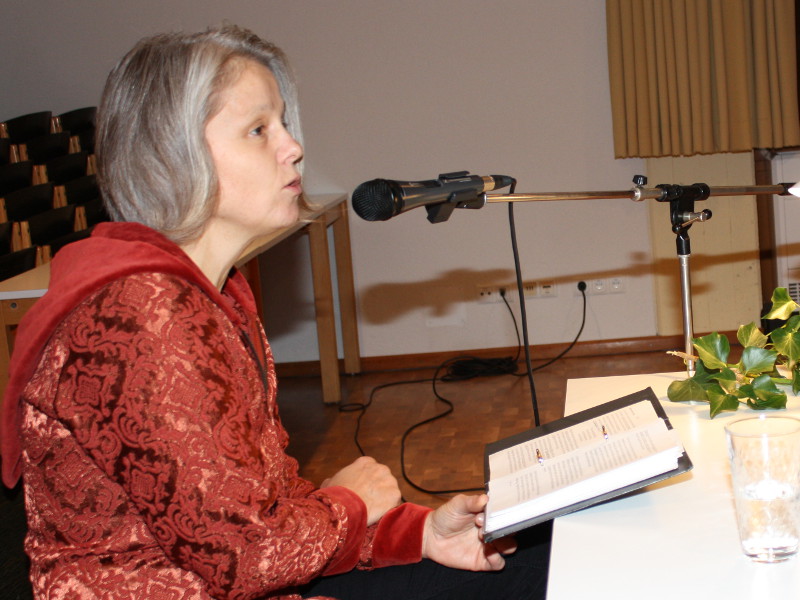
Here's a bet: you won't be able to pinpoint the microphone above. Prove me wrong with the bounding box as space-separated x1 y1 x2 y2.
352 171 515 223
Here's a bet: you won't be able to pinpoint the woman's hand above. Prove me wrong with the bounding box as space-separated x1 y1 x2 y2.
321 456 402 525
422 494 516 571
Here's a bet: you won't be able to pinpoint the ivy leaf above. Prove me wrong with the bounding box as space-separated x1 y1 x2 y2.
737 346 778 378
745 393 787 411
710 367 739 395
763 288 799 321
737 323 767 348
707 384 741 418
783 314 800 333
739 375 787 410
693 333 730 370
770 328 800 366
678 289 800 418
690 359 715 384
667 377 709 404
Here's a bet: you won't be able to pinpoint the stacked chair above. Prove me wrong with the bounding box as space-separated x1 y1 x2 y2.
0 107 108 281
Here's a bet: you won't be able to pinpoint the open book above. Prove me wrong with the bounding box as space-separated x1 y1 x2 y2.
483 387 692 542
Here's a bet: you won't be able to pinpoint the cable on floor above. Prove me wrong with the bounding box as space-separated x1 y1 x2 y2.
341 286 588 496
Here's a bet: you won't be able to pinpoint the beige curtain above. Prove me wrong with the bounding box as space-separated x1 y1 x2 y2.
607 0 800 158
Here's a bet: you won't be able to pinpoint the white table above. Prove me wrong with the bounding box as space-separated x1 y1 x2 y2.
547 372 800 600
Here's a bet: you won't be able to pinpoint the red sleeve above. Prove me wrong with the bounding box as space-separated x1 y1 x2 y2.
371 502 433 567
315 486 367 575
316 499 432 575
49 274 370 599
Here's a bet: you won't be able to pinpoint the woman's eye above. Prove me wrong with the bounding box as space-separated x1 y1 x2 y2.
250 125 265 137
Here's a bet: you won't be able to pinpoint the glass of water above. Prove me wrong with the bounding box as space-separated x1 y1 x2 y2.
725 416 800 563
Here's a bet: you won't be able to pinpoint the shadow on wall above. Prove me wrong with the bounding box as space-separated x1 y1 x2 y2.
356 247 780 325
258 233 800 330
360 268 514 324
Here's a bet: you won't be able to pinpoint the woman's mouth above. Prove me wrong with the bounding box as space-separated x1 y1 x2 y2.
285 177 303 194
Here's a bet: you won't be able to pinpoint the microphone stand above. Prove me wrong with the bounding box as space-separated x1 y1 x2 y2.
484 177 795 374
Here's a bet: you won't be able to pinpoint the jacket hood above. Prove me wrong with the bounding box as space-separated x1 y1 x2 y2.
0 222 256 487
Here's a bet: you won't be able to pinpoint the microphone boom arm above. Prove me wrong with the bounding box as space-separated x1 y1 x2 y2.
485 182 794 203
486 179 795 374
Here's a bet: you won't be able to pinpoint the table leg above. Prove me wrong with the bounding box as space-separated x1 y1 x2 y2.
0 298 38 403
331 203 361 374
308 219 341 404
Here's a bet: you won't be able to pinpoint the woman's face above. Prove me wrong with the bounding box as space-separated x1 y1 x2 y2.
205 59 303 241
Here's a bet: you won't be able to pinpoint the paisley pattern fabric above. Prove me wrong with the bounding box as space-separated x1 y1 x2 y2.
9 224 429 600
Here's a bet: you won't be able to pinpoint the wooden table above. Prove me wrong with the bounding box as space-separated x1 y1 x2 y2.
0 264 48 395
0 193 360 404
547 372 800 600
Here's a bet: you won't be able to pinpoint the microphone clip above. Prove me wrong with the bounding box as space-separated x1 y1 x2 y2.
425 171 487 223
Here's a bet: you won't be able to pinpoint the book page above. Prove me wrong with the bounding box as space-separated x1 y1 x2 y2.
488 399 660 480
486 417 681 531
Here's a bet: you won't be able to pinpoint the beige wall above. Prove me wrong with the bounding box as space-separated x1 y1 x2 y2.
1 1 663 362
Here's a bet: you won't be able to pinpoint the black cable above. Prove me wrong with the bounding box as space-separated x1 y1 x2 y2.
338 357 500 495
506 193 541 426
439 356 517 380
395 285 589 495
526 282 587 373
499 287 523 364
344 292 588 496
339 376 433 457
399 357 484 495
437 290 522 381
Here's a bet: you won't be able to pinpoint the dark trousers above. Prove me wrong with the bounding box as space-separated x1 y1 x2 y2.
301 521 551 600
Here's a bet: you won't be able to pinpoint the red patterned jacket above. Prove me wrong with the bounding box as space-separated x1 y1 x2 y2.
0 223 430 599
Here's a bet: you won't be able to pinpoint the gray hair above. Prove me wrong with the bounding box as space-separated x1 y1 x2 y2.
96 24 304 244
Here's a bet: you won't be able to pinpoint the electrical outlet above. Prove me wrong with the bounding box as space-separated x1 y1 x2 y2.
575 277 626 295
522 281 538 297
537 281 557 298
477 285 507 303
591 278 607 294
520 280 557 299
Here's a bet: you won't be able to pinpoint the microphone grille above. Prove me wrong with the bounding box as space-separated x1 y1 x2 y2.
352 179 395 221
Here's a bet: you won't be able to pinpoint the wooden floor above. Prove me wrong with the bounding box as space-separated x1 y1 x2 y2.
276 348 681 509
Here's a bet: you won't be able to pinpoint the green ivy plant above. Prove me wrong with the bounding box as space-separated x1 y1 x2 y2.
667 288 800 418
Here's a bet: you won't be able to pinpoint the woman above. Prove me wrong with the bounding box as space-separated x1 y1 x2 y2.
0 25 548 599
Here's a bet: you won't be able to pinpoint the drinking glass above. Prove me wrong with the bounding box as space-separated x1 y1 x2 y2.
725 416 800 563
